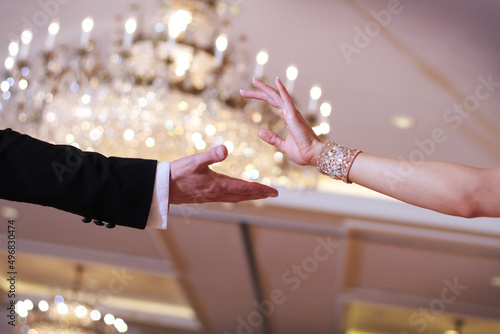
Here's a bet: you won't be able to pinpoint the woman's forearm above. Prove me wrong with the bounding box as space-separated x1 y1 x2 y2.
348 152 500 218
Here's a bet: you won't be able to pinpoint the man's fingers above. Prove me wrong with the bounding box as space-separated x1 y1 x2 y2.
257 129 286 152
221 176 279 200
193 145 228 168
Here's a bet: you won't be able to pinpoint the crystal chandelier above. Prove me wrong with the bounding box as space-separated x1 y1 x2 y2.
0 0 331 189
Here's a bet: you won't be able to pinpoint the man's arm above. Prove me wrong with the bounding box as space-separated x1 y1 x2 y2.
0 129 279 229
0 128 157 229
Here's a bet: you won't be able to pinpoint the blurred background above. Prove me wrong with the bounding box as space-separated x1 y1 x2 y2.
0 0 499 333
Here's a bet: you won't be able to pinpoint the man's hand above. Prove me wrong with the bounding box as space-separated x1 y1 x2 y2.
169 145 279 204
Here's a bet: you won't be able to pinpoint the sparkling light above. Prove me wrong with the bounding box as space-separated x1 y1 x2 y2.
8 41 19 57
319 122 330 134
273 152 283 163
4 57 14 70
195 140 206 150
48 21 60 35
45 112 56 122
18 79 28 90
57 303 68 315
224 140 234 153
90 309 101 321
65 133 75 143
138 97 148 107
320 102 332 117
168 10 192 38
145 137 155 147
256 50 269 65
114 318 128 333
24 299 34 310
123 129 135 141
205 125 216 136
310 85 322 100
286 65 298 81
81 94 91 104
90 128 102 140
175 57 191 76
16 301 28 318
82 17 95 32
104 313 115 325
38 300 49 312
75 305 88 318
1 81 10 92
125 18 137 34
250 169 260 180
215 34 228 52
21 30 33 44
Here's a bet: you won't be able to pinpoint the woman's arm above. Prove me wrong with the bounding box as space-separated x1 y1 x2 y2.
349 153 500 218
241 77 500 218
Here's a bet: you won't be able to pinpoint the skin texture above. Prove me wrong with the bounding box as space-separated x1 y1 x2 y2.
241 77 500 218
169 145 278 205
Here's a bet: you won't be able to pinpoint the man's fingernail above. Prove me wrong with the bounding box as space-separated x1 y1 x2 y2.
239 89 245 94
217 145 224 159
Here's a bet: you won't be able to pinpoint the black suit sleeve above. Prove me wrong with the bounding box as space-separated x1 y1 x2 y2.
0 128 157 229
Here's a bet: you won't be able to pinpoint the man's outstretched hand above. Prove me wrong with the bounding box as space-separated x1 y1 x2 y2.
169 145 279 204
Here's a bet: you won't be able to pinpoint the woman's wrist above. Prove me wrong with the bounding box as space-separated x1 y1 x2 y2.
315 141 362 183
311 140 326 167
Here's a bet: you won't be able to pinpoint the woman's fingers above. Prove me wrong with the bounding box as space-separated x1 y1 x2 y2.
257 128 286 152
274 77 295 112
252 78 284 108
240 90 280 109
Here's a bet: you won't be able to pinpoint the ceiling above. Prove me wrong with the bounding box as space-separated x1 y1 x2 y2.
1 0 500 334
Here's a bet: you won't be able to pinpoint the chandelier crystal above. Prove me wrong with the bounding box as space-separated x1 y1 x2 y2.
0 0 330 189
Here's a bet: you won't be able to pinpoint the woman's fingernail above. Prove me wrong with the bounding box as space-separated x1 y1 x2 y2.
239 89 245 94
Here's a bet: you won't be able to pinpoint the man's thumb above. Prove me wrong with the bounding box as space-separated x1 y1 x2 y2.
199 145 228 166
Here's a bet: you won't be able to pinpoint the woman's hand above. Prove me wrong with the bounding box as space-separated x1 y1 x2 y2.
241 77 324 166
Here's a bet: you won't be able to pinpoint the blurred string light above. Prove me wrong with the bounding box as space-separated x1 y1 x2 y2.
14 265 128 333
15 296 128 333
1 0 332 190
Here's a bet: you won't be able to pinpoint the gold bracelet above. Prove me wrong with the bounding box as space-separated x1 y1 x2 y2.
316 141 362 183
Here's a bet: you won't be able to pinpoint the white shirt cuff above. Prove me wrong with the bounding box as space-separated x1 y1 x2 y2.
146 161 170 229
